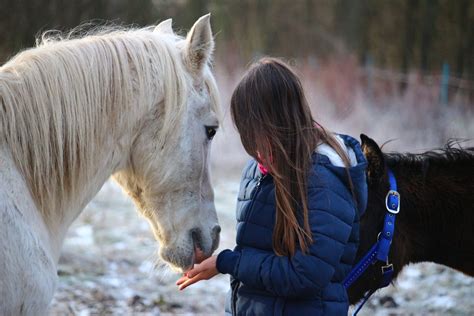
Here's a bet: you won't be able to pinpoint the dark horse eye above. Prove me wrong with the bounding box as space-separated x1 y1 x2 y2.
205 126 217 140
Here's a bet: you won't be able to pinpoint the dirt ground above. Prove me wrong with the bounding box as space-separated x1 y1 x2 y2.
50 179 473 316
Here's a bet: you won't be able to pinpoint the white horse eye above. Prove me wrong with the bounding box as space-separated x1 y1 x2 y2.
205 126 217 140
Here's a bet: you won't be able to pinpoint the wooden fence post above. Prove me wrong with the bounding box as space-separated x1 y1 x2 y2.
366 54 373 101
440 62 450 104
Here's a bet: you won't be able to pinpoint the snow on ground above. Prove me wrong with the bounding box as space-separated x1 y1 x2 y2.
50 179 473 315
352 263 474 316
50 179 238 315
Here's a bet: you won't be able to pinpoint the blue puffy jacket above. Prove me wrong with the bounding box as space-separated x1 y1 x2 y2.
216 135 368 315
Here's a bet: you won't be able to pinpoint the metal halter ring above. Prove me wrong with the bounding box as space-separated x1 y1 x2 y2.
385 190 400 214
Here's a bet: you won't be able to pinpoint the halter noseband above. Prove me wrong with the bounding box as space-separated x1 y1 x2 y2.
343 169 400 315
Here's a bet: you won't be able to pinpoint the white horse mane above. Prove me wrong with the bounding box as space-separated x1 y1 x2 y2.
0 25 219 219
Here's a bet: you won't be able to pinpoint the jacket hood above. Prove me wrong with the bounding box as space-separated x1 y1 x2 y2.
314 134 368 216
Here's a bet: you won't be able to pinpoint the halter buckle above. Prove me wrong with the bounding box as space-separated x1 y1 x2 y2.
380 263 394 288
385 190 400 214
382 263 393 273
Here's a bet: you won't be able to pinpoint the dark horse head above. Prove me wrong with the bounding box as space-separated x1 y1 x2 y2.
348 134 474 305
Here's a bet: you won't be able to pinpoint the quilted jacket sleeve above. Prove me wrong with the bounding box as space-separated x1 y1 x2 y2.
217 185 356 298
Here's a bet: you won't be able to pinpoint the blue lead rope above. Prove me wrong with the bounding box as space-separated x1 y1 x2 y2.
344 169 400 315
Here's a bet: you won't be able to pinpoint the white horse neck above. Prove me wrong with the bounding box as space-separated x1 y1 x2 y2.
0 135 130 261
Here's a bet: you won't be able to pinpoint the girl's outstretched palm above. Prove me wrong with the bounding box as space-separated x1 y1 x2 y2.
176 255 219 290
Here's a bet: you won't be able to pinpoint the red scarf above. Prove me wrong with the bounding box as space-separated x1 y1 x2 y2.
258 162 268 175
257 152 269 175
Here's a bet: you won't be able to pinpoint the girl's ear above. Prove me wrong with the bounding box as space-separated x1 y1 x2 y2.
360 134 385 185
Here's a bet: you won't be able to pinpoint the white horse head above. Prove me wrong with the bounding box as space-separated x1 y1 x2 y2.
113 15 221 270
0 17 220 314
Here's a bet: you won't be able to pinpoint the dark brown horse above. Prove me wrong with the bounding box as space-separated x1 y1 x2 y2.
348 134 474 305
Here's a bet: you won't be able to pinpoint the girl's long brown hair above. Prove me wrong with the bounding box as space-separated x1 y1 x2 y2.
231 57 352 256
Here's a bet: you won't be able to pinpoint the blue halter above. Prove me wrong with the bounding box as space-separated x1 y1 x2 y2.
343 169 400 315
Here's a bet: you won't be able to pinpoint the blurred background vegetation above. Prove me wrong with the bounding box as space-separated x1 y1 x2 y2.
1 0 472 164
0 0 472 79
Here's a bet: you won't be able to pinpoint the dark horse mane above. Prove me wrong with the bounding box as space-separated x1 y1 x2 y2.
384 140 474 170
348 135 474 306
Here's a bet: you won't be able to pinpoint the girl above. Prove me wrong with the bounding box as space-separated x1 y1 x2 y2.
176 57 368 315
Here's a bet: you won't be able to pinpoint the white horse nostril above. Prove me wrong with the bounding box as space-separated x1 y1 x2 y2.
212 225 221 234
211 225 221 251
191 228 203 251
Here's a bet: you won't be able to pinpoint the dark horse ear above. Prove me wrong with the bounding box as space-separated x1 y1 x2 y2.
360 134 385 184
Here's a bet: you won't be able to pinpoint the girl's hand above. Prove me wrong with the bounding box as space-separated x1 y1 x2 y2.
176 255 219 290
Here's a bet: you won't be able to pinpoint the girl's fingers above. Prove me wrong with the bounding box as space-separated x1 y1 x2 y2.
186 255 217 278
176 275 188 286
186 264 204 278
176 257 219 290
178 272 205 290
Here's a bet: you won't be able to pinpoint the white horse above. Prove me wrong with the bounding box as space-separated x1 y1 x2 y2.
0 14 221 315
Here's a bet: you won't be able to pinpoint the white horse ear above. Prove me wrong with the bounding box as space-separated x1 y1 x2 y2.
184 13 214 75
154 19 173 34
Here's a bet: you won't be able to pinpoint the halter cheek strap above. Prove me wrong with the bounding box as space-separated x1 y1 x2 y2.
377 169 399 262
343 169 400 316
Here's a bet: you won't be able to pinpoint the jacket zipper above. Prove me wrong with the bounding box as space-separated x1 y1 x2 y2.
243 174 266 221
232 174 266 315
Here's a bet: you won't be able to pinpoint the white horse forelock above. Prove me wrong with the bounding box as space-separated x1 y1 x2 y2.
0 26 219 221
